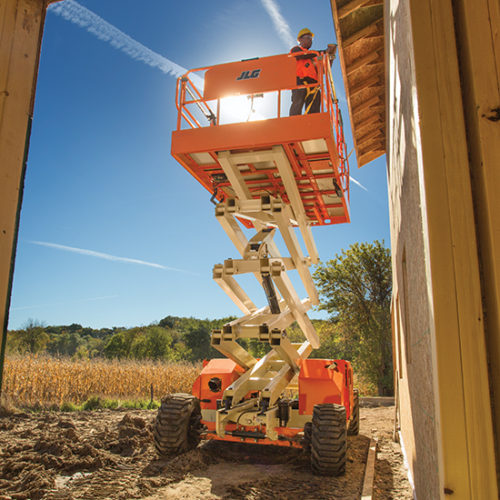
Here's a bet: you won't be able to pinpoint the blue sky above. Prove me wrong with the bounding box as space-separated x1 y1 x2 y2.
8 0 390 330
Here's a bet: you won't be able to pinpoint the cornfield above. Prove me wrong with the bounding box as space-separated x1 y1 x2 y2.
2 355 201 407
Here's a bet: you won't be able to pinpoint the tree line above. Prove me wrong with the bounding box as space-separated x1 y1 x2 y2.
6 316 234 362
6 316 346 364
7 241 392 395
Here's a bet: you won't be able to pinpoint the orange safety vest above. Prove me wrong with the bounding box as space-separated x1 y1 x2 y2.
291 46 320 81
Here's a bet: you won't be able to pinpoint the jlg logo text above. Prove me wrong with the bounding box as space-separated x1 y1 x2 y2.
236 69 261 80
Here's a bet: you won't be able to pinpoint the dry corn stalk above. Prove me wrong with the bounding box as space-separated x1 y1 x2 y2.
3 354 201 407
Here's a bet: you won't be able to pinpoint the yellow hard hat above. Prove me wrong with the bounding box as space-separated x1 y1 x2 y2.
297 28 314 39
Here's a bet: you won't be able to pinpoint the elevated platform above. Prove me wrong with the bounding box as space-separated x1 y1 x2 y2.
170 53 351 227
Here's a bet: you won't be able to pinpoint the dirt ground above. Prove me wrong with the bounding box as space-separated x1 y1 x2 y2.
0 404 413 500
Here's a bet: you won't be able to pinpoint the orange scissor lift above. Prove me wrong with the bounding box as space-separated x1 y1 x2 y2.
154 51 359 476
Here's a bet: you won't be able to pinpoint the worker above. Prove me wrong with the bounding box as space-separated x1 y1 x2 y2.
289 28 337 116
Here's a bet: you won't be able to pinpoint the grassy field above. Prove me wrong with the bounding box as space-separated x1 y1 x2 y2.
2 355 201 409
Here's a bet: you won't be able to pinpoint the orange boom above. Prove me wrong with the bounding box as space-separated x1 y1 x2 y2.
154 52 358 477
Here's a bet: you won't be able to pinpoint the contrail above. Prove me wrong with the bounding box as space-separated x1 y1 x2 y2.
28 240 195 274
350 176 369 192
49 0 203 89
260 0 295 47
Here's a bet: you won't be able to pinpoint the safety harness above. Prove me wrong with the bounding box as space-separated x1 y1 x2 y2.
304 86 320 114
291 46 321 114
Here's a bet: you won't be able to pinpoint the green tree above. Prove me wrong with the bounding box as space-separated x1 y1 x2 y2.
184 324 211 361
48 331 83 356
16 320 50 354
158 316 176 329
103 331 127 358
144 326 174 360
314 241 393 395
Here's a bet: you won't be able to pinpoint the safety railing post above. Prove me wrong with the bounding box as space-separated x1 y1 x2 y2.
177 79 185 131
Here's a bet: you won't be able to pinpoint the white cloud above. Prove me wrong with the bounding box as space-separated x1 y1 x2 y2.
260 0 295 48
28 240 194 274
49 0 203 89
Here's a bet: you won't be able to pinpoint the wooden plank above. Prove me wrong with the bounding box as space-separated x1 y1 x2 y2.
356 116 384 131
358 141 383 158
0 0 47 393
358 150 383 167
357 127 383 145
350 75 380 97
359 138 384 153
453 0 500 480
356 113 385 135
343 20 383 48
361 438 377 499
408 0 498 496
355 118 383 136
338 0 372 19
352 95 380 115
346 50 382 76
353 108 384 125
358 133 384 147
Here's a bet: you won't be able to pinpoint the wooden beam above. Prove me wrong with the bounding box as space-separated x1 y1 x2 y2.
343 19 383 48
361 438 377 499
359 132 384 146
357 129 383 147
355 119 383 136
350 75 381 96
352 95 381 115
353 109 384 128
454 0 500 474
358 127 383 144
354 107 385 123
407 0 499 493
346 50 383 76
359 143 384 158
355 111 384 124
338 0 372 19
359 150 384 167
357 141 384 158
0 0 49 397
355 126 385 144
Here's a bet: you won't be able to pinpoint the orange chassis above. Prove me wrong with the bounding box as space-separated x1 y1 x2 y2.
192 357 355 448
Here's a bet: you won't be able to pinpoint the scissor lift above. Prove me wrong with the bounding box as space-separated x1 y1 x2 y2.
154 51 359 476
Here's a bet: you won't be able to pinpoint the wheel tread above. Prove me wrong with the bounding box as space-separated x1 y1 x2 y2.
153 393 202 457
310 403 347 476
347 389 360 436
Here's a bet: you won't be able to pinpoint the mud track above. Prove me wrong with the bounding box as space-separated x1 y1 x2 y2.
0 406 412 499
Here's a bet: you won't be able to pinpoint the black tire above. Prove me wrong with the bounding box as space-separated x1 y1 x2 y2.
347 388 359 436
302 421 312 452
153 393 202 457
310 403 347 476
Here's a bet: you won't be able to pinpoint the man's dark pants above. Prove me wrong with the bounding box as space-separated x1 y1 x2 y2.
290 84 321 116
